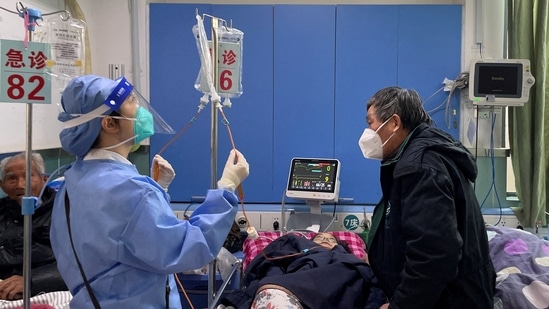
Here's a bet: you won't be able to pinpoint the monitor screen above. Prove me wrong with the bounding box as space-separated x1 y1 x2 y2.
286 158 340 202
474 63 522 98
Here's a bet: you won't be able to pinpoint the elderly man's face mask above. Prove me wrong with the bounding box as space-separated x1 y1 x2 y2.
358 116 395 160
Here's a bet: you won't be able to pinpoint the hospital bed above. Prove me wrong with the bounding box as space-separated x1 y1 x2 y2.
2 225 545 308
175 229 369 309
175 224 549 309
241 230 367 270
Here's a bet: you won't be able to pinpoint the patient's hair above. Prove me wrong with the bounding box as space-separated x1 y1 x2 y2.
366 86 433 130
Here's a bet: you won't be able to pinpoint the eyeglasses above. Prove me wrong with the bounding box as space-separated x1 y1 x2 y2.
313 235 337 243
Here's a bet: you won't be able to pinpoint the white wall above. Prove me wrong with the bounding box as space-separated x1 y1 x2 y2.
0 0 64 152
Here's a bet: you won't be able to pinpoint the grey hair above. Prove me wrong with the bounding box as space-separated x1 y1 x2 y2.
0 152 46 178
366 86 433 130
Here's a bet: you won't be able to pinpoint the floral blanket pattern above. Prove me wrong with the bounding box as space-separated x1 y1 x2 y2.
487 225 549 309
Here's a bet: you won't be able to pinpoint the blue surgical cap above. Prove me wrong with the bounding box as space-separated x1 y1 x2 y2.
58 75 118 158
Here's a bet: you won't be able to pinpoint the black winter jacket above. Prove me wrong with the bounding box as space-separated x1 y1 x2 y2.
367 123 495 309
0 187 67 296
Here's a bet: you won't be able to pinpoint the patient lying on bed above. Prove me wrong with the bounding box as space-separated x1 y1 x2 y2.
220 232 386 309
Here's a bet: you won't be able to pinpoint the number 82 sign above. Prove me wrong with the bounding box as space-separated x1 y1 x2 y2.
0 39 52 104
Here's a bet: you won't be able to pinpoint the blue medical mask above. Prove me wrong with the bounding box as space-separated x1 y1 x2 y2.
134 107 154 143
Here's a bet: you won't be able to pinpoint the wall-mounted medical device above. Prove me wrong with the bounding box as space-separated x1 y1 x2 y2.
468 58 535 107
286 157 340 203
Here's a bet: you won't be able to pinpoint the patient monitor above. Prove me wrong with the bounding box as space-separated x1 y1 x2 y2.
285 157 340 214
468 58 535 107
284 158 340 232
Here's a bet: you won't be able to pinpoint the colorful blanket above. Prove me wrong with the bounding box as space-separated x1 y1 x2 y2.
487 225 549 309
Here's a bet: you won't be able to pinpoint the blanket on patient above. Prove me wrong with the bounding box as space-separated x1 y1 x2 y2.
0 291 72 309
487 225 549 309
222 234 385 309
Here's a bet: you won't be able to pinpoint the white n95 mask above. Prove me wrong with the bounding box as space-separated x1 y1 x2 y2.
358 118 394 160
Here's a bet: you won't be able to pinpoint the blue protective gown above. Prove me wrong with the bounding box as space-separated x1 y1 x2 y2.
50 150 238 308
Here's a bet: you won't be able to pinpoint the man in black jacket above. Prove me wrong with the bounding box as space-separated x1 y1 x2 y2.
358 87 495 309
0 152 67 300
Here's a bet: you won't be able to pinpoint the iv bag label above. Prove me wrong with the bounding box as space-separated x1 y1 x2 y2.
200 41 241 95
0 39 52 104
36 16 86 78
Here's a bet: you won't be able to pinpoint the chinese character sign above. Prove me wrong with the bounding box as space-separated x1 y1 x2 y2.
199 41 242 97
343 214 360 231
217 41 241 95
0 39 52 104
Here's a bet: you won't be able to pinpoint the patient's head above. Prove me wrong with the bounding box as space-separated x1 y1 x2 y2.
312 232 351 252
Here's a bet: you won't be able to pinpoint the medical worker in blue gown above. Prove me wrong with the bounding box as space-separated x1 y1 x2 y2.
49 75 249 308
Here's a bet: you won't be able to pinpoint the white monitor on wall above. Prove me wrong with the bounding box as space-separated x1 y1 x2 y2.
286 157 340 205
468 58 535 107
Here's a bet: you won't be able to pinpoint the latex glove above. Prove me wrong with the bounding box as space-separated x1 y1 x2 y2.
217 149 249 192
151 154 175 191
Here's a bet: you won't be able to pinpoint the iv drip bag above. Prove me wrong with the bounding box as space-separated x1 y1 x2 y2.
193 18 244 100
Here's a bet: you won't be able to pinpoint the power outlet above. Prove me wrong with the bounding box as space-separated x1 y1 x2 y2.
236 216 247 229
478 111 490 119
235 212 261 231
259 212 282 231
272 216 281 231
483 214 521 229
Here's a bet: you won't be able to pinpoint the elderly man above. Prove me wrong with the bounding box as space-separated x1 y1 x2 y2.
359 86 495 309
0 152 67 300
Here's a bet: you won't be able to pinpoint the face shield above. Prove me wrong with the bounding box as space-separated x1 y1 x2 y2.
62 77 175 138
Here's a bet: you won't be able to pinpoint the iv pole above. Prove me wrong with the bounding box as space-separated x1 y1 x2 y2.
0 4 71 308
208 16 220 308
22 42 34 309
194 11 240 308
21 7 40 309
0 7 39 307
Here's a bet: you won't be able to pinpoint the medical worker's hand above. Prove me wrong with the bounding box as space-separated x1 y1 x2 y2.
151 154 175 191
218 149 249 192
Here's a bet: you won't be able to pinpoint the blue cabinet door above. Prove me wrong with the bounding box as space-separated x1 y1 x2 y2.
335 5 399 204
273 5 337 200
398 5 462 139
150 4 275 202
150 4 213 202
334 5 462 204
212 5 275 202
